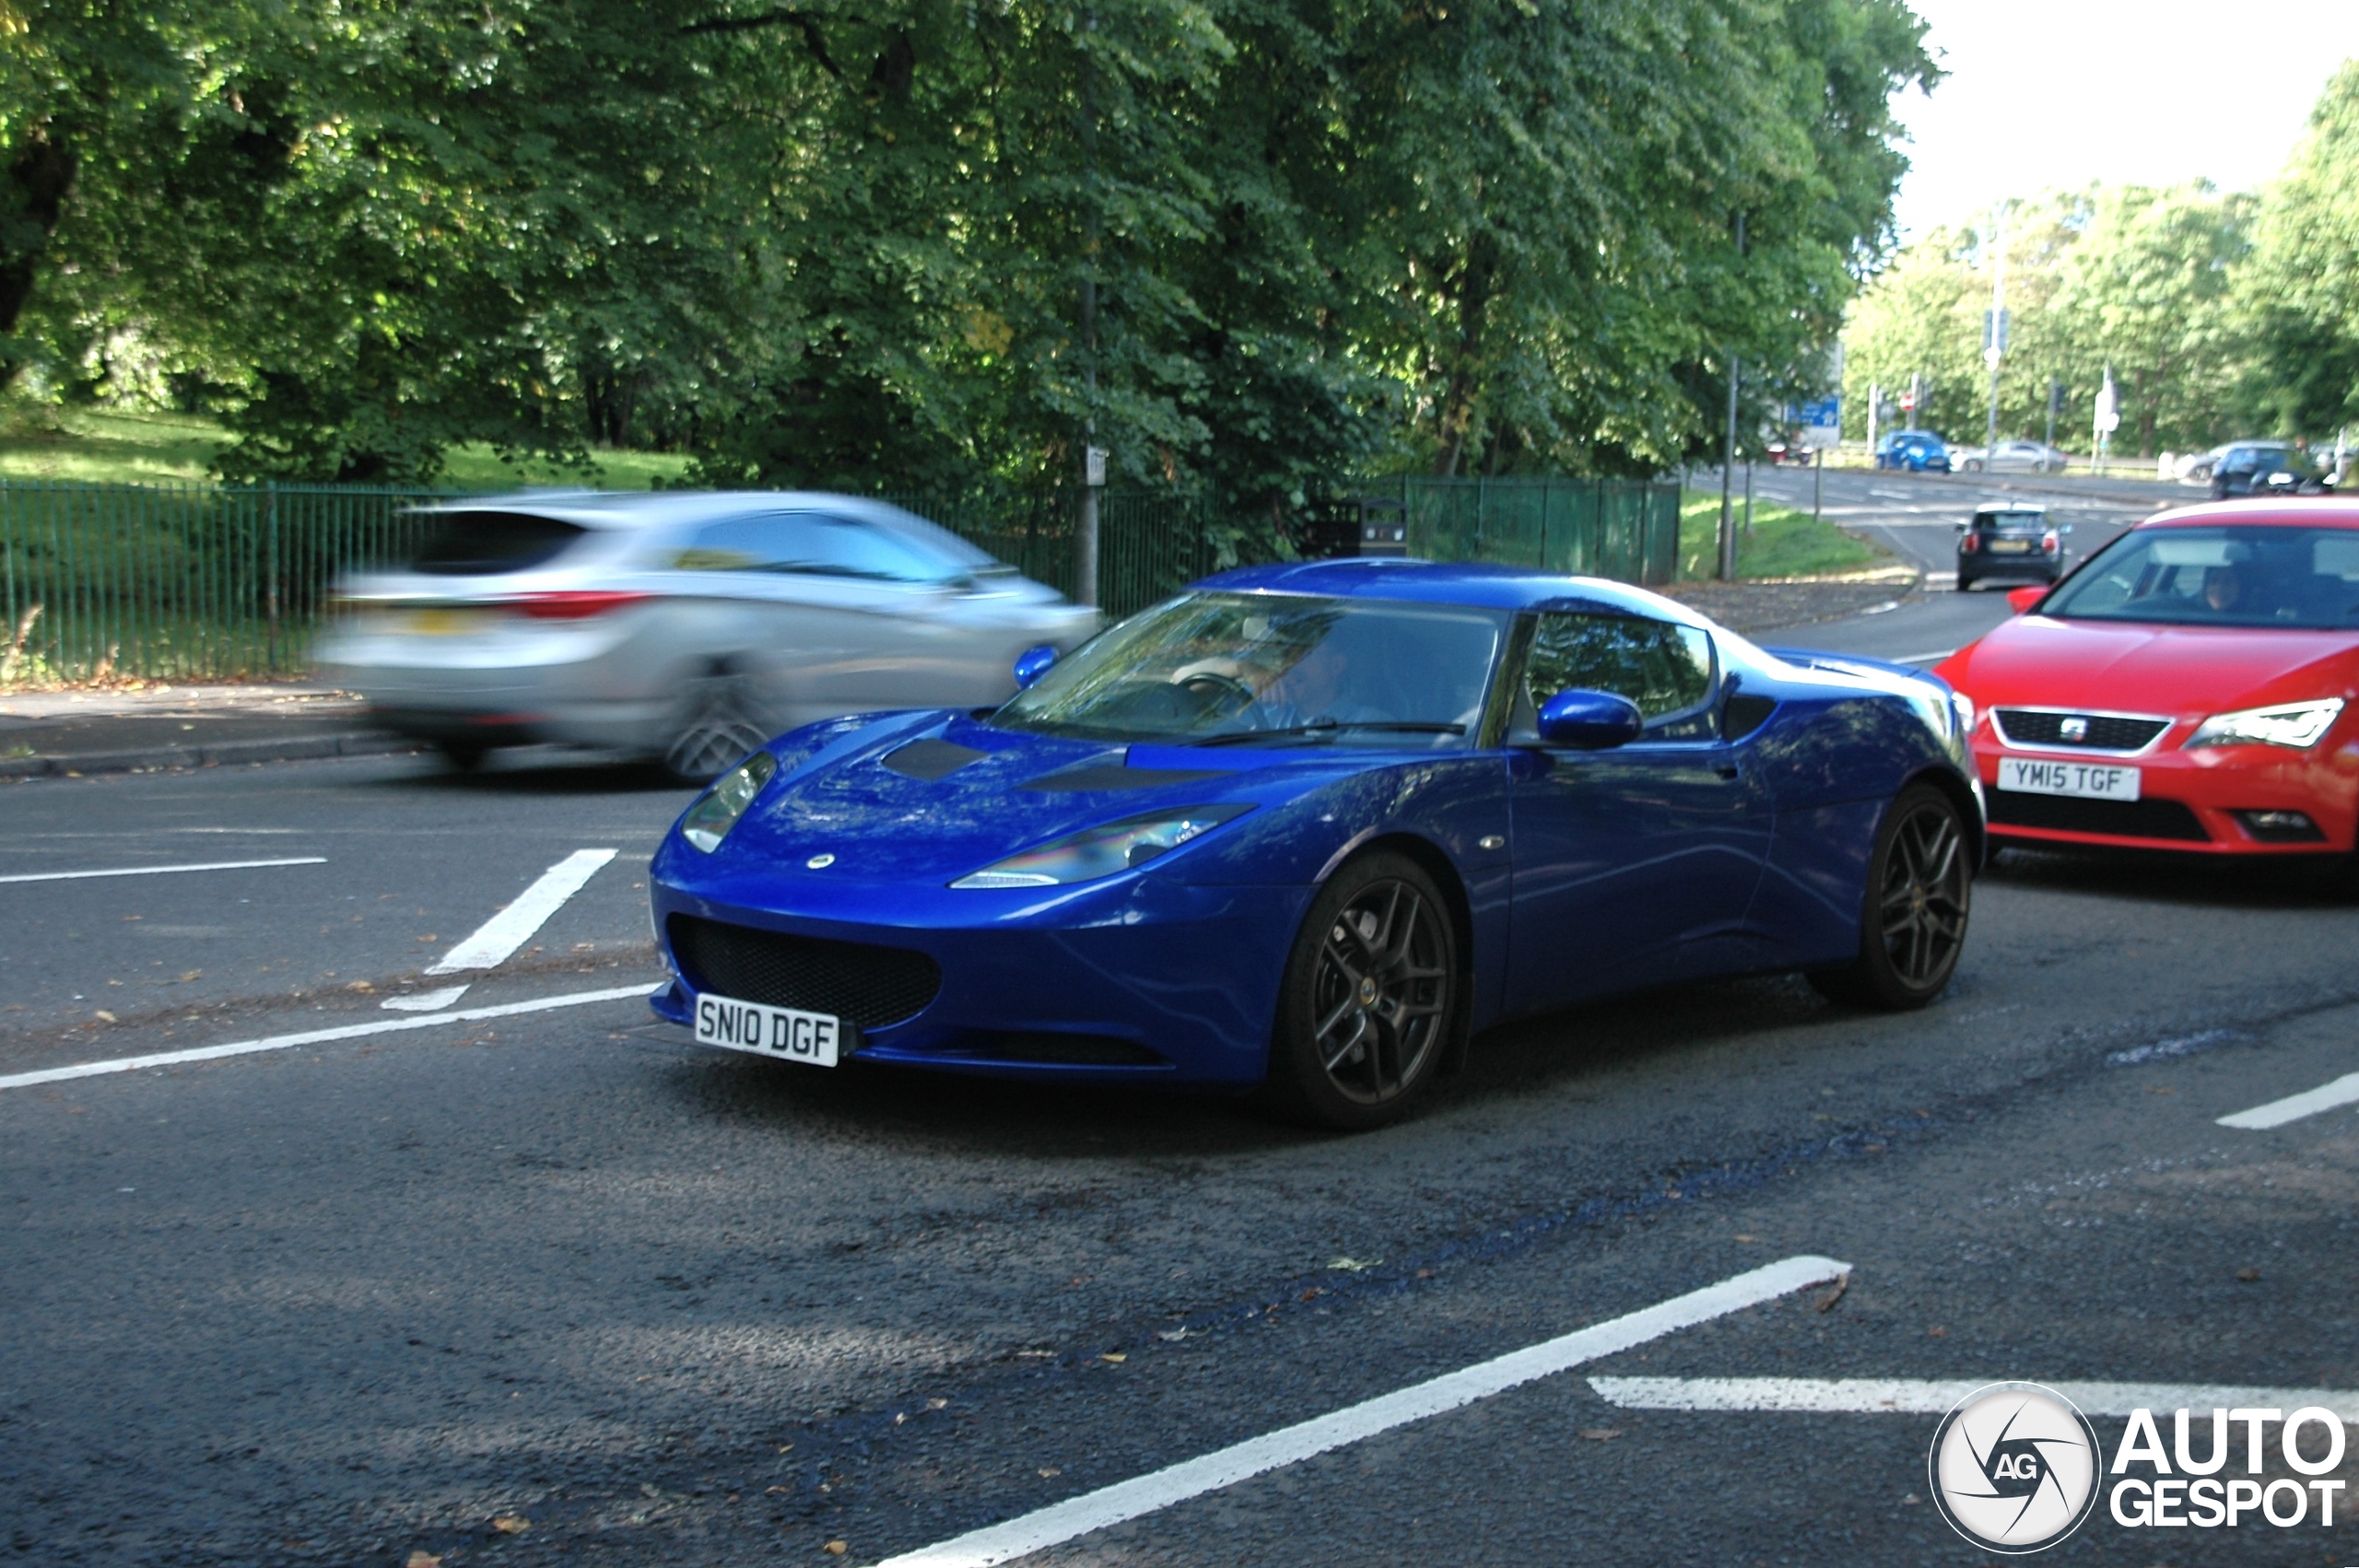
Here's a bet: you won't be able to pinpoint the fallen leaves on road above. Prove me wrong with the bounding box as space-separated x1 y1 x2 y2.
2236 1267 2261 1281
1733 1234 1756 1243
94 1010 116 1023
1579 1428 1622 1441
1928 1326 1947 1337
490 1515 531 1534
1156 1328 1191 1342
405 1553 442 1568
1098 1352 1126 1363
926 1397 948 1410
1326 1257 1380 1272
824 1541 848 1556
1815 1274 1849 1313
346 980 375 994
1038 1468 1062 1479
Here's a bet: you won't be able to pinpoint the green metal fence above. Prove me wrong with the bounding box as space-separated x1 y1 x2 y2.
0 474 1680 685
1375 475 1683 585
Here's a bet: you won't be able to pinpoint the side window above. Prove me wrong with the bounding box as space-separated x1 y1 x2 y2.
792 514 955 582
673 513 812 571
1520 613 1715 740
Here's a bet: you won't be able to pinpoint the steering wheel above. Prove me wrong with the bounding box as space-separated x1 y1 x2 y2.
1175 670 1257 720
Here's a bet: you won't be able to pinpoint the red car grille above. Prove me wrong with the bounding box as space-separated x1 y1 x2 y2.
1993 709 2170 752
1988 792 2210 842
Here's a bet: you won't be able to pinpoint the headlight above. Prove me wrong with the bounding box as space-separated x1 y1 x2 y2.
2185 698 2344 751
1949 689 1976 736
679 752 778 852
951 803 1254 889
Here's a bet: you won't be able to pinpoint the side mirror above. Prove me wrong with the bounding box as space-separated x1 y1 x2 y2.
2005 585 2048 615
1536 688 1644 749
1012 644 1060 689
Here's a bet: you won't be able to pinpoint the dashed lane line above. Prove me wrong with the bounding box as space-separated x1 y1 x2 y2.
866 1255 1848 1568
428 848 617 975
0 856 326 885
1590 1377 2359 1420
2218 1071 2359 1130
0 982 657 1094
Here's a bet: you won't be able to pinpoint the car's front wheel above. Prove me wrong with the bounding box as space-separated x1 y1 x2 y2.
1810 784 1972 1010
662 667 772 785
1260 851 1461 1129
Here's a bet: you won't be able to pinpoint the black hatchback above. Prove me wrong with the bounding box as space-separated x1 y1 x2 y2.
1955 505 2064 590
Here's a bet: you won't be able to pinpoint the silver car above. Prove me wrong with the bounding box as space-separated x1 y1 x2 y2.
321 491 1098 778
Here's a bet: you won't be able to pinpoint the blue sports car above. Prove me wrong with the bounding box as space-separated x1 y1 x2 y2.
647 561 1983 1128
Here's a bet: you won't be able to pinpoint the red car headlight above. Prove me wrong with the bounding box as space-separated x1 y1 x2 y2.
2185 699 2344 751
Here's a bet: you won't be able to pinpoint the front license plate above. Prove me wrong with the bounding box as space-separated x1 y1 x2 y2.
1997 756 2142 801
693 991 845 1066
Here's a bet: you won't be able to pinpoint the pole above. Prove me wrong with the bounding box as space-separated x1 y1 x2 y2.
1984 205 2005 471
1743 459 1754 538
1813 445 1825 524
2044 377 2060 462
1866 381 1880 460
1072 13 1101 608
1717 212 1745 580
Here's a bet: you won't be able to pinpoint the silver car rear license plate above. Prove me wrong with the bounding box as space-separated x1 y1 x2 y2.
693 991 844 1066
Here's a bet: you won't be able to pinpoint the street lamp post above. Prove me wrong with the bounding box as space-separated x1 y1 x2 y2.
1718 212 1745 582
1983 205 2007 471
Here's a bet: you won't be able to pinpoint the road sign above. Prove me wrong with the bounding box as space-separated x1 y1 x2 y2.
2094 371 2119 435
1899 388 1918 414
1798 396 1841 446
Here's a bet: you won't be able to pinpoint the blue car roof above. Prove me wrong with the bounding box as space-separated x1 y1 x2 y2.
1187 557 1708 620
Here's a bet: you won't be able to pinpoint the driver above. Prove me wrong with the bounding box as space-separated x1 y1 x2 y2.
1247 637 1386 729
2202 564 2247 613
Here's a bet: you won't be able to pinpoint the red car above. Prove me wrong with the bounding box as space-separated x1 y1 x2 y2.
1936 501 2359 872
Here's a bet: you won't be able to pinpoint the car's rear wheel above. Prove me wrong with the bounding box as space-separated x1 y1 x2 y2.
436 739 488 771
663 668 771 785
1809 784 1972 1010
1260 852 1460 1130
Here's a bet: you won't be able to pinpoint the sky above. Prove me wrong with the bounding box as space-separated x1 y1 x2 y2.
1890 0 2359 239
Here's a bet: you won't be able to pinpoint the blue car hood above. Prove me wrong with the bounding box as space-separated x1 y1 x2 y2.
715 713 1363 885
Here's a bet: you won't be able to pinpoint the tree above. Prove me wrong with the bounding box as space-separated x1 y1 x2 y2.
2239 59 2359 439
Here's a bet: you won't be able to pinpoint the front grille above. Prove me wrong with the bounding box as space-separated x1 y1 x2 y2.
1994 709 2171 753
1989 792 2210 842
668 916 941 1029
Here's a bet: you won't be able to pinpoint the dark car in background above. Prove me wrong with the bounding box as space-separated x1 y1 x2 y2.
2208 443 2307 497
1955 503 2067 591
1875 430 1954 473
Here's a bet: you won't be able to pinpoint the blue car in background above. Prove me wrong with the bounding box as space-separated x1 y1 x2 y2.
1876 429 1954 472
647 561 1983 1128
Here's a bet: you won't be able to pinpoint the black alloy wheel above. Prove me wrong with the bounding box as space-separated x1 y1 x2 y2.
436 739 488 772
1261 851 1461 1129
663 669 771 784
1810 784 1972 1009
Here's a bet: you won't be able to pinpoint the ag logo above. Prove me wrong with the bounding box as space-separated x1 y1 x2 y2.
1929 1382 2104 1553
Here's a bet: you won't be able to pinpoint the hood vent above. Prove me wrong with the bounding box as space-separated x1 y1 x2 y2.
1021 763 1226 793
881 739 989 780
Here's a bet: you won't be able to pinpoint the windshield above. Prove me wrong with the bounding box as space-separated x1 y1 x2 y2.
992 591 1508 746
2041 525 2359 629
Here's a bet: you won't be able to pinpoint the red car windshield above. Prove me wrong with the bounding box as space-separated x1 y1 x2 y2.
2043 524 2359 629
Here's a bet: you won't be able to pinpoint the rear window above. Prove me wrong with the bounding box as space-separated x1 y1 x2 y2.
1976 510 2045 532
409 511 587 576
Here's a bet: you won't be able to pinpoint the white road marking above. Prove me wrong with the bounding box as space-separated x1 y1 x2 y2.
2218 1071 2359 1130
427 848 616 975
0 856 325 885
381 984 471 1012
1590 1376 2359 1421
0 983 657 1094
867 1255 1848 1568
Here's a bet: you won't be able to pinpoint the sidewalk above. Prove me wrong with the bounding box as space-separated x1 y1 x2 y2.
1661 563 1923 637
0 683 418 780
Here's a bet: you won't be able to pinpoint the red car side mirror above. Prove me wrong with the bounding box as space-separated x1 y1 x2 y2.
2005 585 2048 615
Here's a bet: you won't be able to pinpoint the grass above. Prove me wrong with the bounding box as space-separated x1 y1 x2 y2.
0 405 694 490
1677 491 1885 580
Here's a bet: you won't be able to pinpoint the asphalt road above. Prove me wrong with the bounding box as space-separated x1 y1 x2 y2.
5 484 2353 1567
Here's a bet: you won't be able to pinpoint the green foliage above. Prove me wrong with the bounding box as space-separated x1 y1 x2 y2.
1843 183 2251 457
5 0 1936 514
2239 61 2359 437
